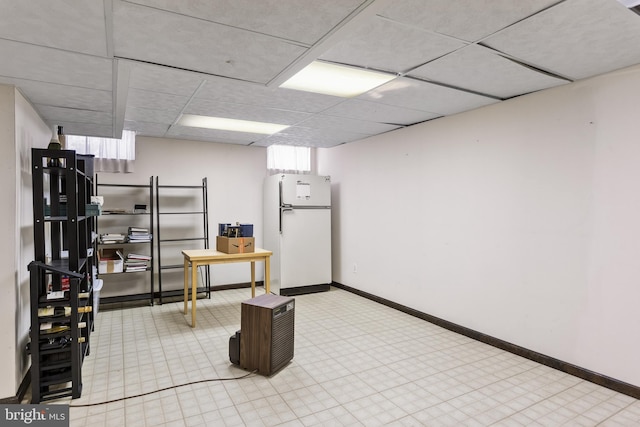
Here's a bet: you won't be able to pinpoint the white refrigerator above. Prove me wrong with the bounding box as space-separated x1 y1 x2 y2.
263 174 332 295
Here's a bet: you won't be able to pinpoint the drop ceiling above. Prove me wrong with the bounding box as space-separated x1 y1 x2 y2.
1 0 640 148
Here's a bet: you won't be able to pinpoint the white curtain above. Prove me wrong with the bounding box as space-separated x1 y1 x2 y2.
65 130 136 173
267 145 311 172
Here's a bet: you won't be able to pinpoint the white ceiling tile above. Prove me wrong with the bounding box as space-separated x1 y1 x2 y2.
482 0 640 80
0 78 112 112
379 0 560 42
4 1 640 149
166 125 259 145
125 106 179 125
0 0 107 56
322 99 441 125
296 114 401 135
184 99 312 125
195 76 344 113
359 77 499 115
129 63 204 97
127 89 190 113
253 126 369 147
113 1 307 84
320 15 466 73
123 0 366 46
60 123 114 138
124 120 169 138
409 44 568 98
0 39 112 90
35 105 112 126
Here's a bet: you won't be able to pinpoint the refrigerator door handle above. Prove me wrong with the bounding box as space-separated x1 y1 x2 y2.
279 207 294 234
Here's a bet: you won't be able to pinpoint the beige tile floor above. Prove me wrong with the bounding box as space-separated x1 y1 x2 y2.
34 287 640 426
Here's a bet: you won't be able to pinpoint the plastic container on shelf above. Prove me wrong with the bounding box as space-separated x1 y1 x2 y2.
93 279 103 316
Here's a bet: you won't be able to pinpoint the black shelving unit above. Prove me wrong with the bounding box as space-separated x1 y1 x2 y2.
155 177 210 304
30 149 96 403
95 177 154 305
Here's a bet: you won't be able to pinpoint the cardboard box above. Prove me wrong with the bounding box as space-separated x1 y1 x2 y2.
216 236 255 254
98 248 124 273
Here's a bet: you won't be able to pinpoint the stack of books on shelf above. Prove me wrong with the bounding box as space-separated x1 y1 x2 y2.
128 227 152 243
124 253 151 272
100 233 126 244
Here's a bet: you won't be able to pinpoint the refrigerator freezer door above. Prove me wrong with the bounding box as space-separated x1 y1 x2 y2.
280 174 331 207
280 208 331 288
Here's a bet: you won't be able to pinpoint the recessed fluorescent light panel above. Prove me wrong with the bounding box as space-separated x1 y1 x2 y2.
617 0 640 7
280 61 396 97
178 114 289 134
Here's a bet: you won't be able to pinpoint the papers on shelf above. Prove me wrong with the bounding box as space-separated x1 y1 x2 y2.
47 291 65 300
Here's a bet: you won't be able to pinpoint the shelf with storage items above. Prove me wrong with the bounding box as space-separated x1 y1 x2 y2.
29 148 96 403
155 177 210 304
95 177 154 305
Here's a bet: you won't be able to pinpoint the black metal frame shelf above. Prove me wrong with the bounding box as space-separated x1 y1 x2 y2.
30 149 96 403
155 177 210 304
95 176 155 306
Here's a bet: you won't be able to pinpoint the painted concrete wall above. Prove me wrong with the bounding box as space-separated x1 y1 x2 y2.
317 64 640 387
0 84 50 398
96 136 268 299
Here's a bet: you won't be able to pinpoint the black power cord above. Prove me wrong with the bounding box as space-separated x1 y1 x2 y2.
69 370 257 407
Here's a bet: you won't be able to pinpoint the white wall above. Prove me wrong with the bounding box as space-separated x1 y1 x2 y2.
96 136 268 298
0 84 16 399
317 64 640 388
0 84 50 399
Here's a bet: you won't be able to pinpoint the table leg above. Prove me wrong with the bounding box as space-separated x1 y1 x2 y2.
191 262 198 328
265 256 271 294
183 258 188 315
251 261 256 298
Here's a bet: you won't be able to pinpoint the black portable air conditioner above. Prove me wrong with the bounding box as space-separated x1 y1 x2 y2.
230 294 295 375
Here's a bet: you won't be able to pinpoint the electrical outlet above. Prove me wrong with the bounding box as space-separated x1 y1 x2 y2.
353 263 358 273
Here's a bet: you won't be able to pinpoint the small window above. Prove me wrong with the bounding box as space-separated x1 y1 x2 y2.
267 145 311 172
66 130 136 173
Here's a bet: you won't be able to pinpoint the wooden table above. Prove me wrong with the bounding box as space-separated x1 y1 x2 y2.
182 248 272 327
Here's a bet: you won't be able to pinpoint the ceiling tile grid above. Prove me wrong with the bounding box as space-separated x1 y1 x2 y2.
128 62 204 97
166 125 261 145
0 78 112 113
184 98 312 126
124 106 180 125
0 39 112 91
319 15 467 74
126 88 190 115
252 126 371 148
0 0 108 56
377 0 562 42
123 0 368 46
482 0 640 80
195 77 346 114
359 77 499 115
112 1 307 84
35 105 112 126
295 114 401 135
123 120 169 138
408 44 569 99
1 0 640 147
322 99 441 125
58 123 114 139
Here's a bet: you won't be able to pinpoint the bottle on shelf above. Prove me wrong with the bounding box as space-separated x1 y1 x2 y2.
46 125 62 167
57 125 65 150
